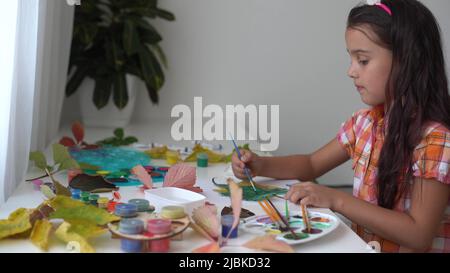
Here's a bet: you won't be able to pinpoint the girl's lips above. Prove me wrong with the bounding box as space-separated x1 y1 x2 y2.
355 85 364 92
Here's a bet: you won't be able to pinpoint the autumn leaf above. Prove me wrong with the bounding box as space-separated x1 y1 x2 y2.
59 137 76 147
55 222 95 253
72 121 84 144
243 235 295 253
30 219 53 251
192 242 221 253
0 208 32 240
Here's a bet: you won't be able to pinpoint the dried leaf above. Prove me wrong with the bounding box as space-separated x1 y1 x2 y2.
72 121 84 144
0 208 32 240
55 222 95 253
145 145 168 159
184 144 227 163
67 220 107 238
30 219 52 251
40 185 56 199
49 196 120 225
243 235 295 253
226 178 242 233
131 165 152 189
59 137 76 147
192 242 221 253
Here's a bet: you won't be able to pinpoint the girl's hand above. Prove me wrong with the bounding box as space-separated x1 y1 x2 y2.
285 182 341 210
231 150 262 179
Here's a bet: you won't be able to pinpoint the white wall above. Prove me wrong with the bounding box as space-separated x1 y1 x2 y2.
61 0 450 186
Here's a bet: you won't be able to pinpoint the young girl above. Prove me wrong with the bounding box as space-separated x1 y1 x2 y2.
232 0 450 253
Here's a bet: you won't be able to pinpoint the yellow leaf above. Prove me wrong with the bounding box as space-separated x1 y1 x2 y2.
30 219 52 251
145 145 168 159
0 208 32 240
55 222 95 253
67 220 107 238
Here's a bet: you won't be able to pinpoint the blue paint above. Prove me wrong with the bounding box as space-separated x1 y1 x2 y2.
114 203 138 218
119 219 144 253
70 188 81 199
221 215 238 239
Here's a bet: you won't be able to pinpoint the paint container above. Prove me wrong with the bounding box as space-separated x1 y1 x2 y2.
166 150 180 165
32 180 43 191
114 203 138 218
146 219 171 253
157 167 170 172
128 199 151 212
67 168 82 183
70 188 81 200
144 166 154 172
89 194 99 206
97 197 109 209
107 200 118 213
197 153 208 168
221 215 238 239
80 192 90 204
160 206 185 241
118 219 144 253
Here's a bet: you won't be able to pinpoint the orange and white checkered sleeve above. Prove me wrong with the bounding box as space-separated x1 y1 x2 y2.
412 127 450 185
336 112 358 159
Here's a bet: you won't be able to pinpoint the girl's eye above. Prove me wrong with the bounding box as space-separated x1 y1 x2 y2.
359 60 369 65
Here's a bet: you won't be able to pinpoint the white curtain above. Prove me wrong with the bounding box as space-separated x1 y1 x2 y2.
0 0 75 205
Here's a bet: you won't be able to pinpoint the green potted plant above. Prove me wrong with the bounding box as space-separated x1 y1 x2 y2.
66 0 175 127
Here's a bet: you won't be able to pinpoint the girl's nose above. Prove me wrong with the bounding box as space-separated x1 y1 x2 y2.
347 64 358 79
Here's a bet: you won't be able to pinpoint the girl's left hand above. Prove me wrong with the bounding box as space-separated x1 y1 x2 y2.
285 182 340 210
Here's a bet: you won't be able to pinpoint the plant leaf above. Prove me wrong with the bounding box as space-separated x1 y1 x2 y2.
123 20 140 56
192 242 221 253
123 136 138 145
66 220 107 239
155 9 176 21
49 196 120 225
29 151 48 170
30 219 52 251
0 208 32 240
243 235 295 253
59 137 76 147
66 65 89 97
55 222 95 253
53 143 72 166
57 158 80 172
131 165 152 189
114 128 124 139
113 72 128 109
72 121 84 144
93 76 112 109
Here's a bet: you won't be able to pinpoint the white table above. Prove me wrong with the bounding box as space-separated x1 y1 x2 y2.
0 123 374 253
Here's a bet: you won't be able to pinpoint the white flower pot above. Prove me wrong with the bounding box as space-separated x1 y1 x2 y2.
80 74 139 128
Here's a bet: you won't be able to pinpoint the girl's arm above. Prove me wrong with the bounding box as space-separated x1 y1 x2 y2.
287 178 450 251
335 178 449 251
257 138 350 180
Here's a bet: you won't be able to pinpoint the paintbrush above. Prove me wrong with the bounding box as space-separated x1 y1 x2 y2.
228 133 257 191
301 204 311 233
265 199 299 239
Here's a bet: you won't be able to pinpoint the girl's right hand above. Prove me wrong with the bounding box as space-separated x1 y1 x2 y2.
231 150 262 179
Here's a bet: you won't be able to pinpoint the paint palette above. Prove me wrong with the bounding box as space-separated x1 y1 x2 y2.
240 211 339 245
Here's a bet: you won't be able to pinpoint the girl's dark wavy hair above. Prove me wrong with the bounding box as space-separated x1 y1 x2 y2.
347 0 450 209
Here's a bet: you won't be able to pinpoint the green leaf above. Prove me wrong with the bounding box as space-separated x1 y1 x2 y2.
55 222 95 253
123 136 138 145
29 151 48 170
123 20 140 56
66 66 89 97
113 72 128 109
139 45 164 91
67 220 107 238
150 44 168 68
155 9 176 21
145 82 159 104
114 128 124 139
93 76 112 109
57 158 80 172
52 143 72 166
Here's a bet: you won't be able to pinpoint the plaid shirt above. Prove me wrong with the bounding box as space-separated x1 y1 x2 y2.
337 106 450 253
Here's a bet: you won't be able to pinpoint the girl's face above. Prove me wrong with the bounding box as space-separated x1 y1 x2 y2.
345 26 392 107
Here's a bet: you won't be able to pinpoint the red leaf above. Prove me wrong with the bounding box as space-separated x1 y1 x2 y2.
59 137 76 147
72 121 84 144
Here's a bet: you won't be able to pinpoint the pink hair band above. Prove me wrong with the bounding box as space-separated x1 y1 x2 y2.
376 3 392 16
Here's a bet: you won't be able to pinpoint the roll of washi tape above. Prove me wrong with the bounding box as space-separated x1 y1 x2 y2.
221 214 238 239
118 219 144 253
97 197 109 209
70 188 81 200
128 199 151 212
160 206 185 240
114 203 138 218
197 153 208 168
146 219 171 253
